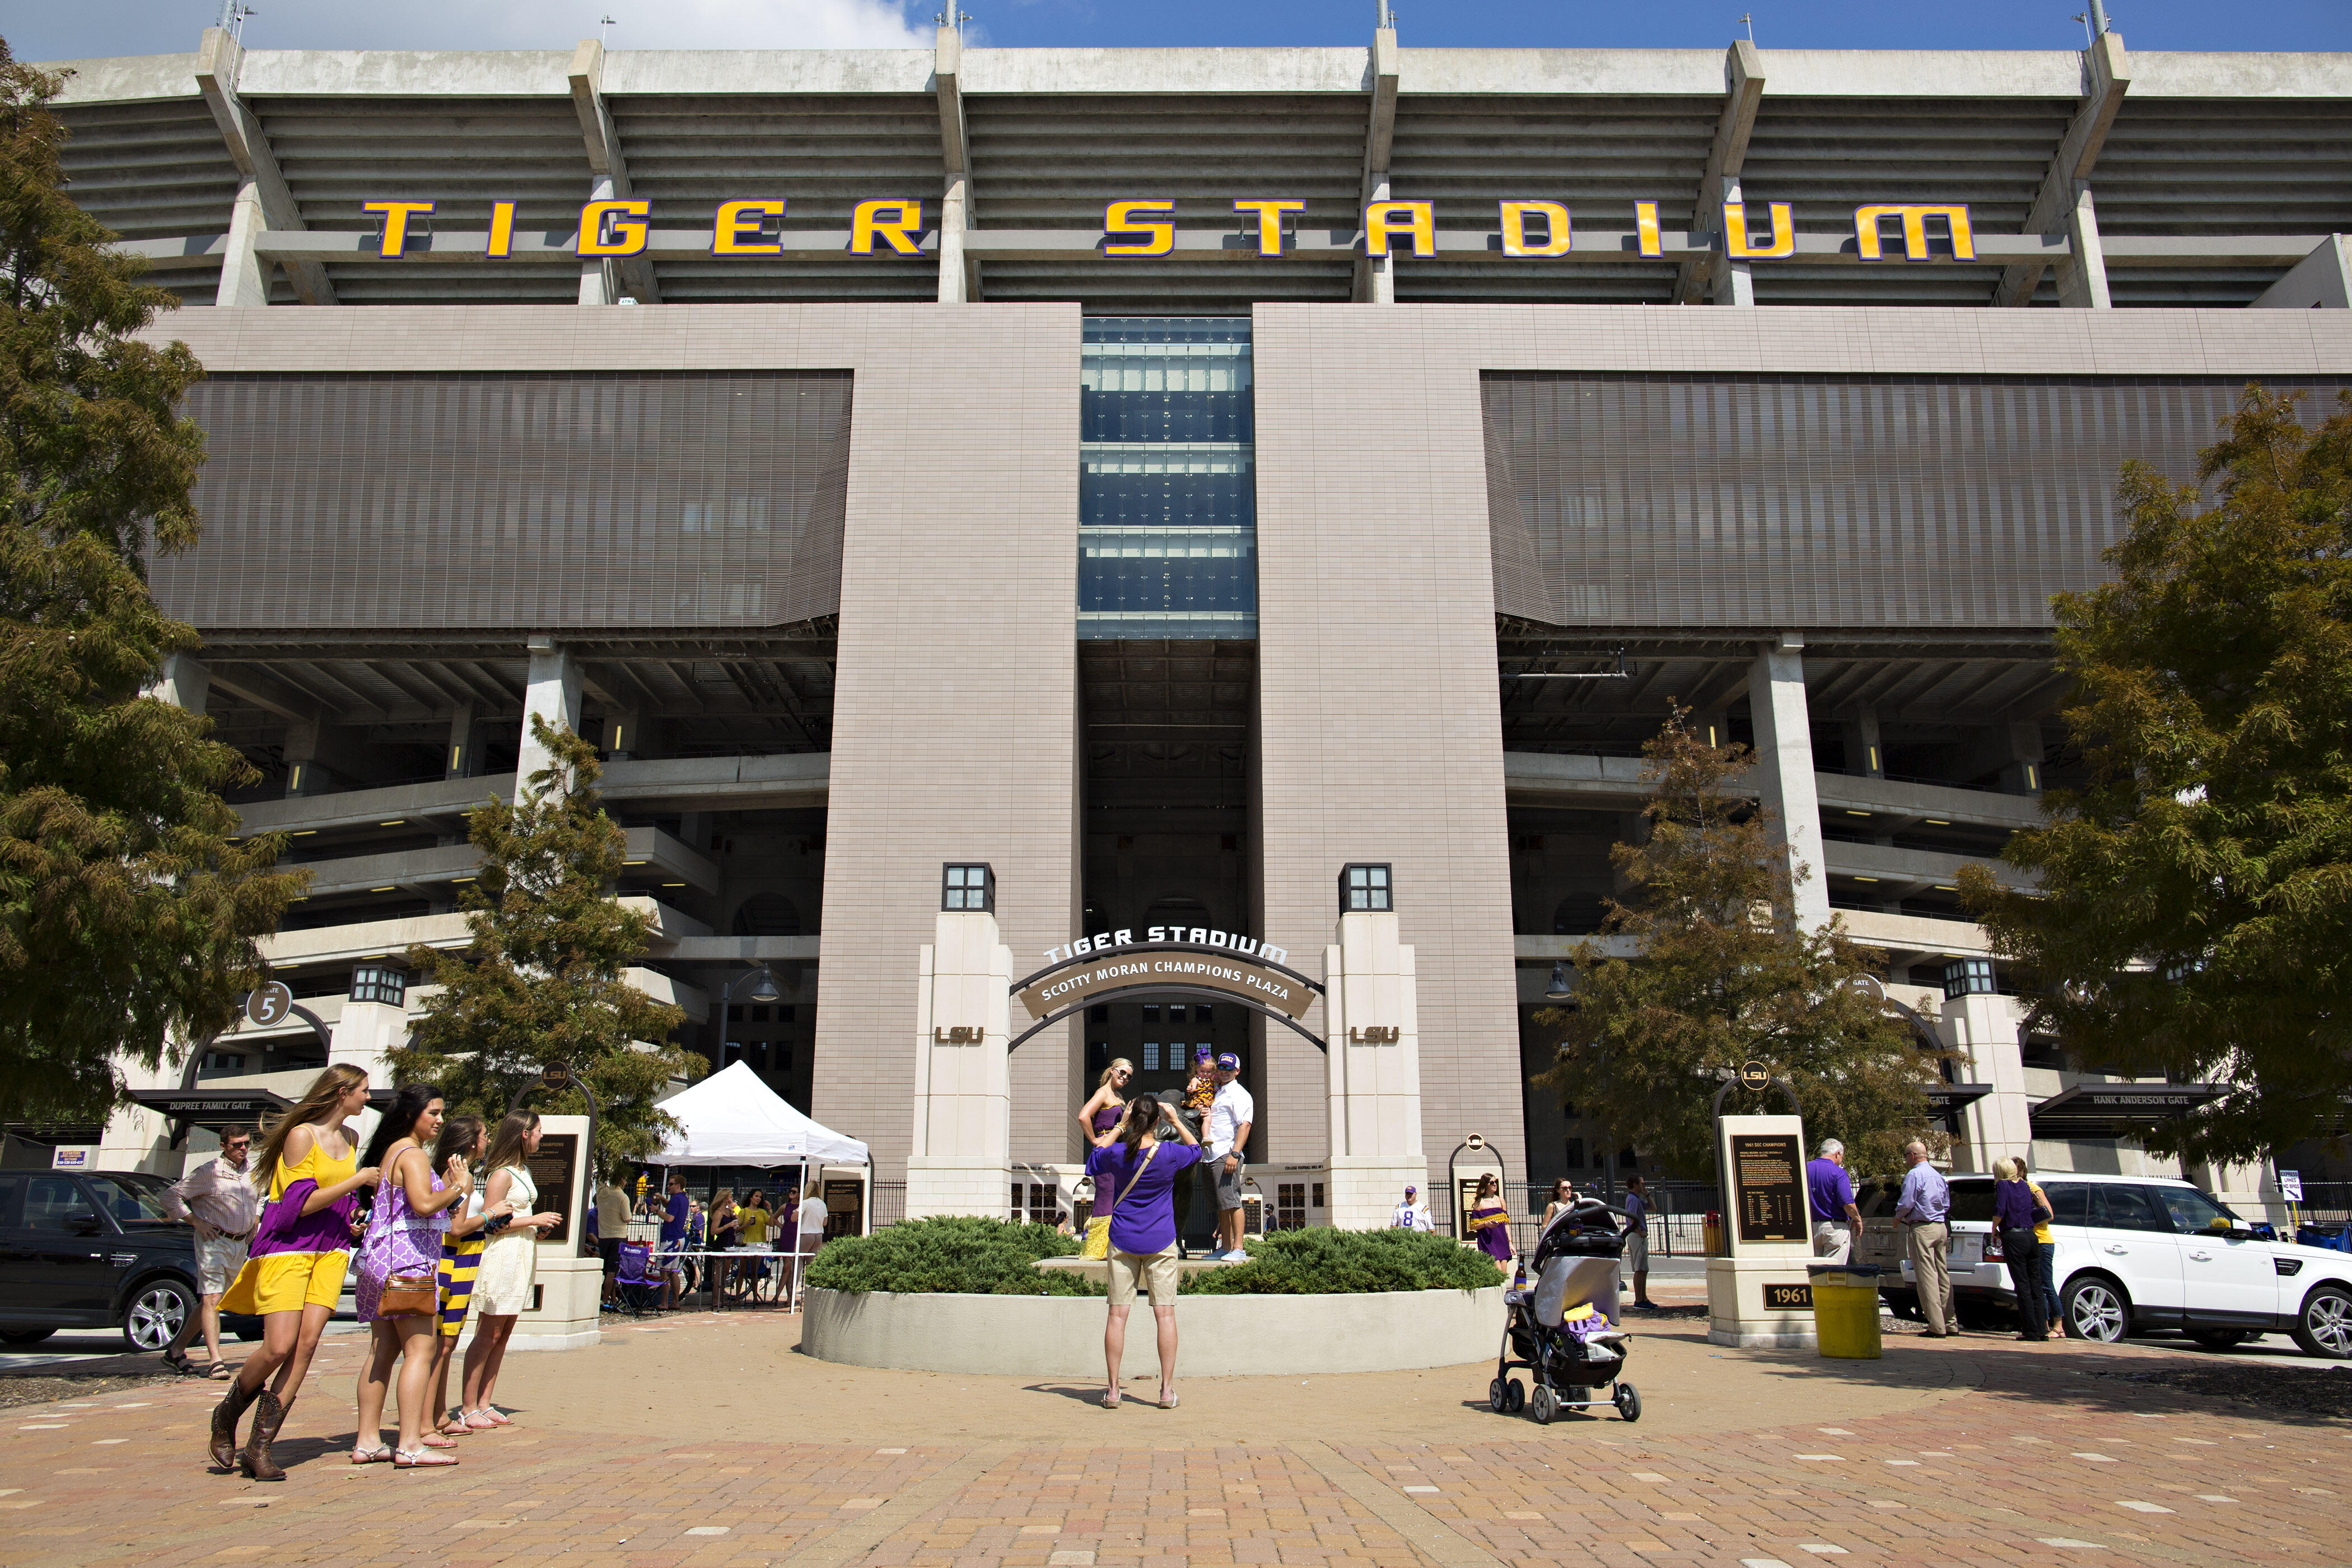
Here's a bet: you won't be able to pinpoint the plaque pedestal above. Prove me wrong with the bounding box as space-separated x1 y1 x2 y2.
1706 1257 1820 1348
1707 1112 1819 1349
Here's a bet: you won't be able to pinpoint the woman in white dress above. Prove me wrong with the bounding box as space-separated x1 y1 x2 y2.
457 1112 561 1429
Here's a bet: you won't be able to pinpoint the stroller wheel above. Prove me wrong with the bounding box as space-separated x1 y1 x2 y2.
1614 1382 1642 1423
1528 1385 1559 1426
1487 1377 1509 1414
1505 1379 1525 1413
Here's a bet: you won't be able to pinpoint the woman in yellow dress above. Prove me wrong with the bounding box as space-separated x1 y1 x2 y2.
207 1064 381 1480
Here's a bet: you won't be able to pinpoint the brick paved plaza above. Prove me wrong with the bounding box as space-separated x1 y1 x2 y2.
2 1309 2344 1568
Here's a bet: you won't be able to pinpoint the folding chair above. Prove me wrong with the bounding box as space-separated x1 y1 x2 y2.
614 1241 661 1315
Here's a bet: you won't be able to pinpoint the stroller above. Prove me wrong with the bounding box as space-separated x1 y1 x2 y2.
1487 1197 1641 1425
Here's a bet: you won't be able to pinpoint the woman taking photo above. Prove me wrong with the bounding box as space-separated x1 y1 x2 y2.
208 1064 381 1480
1466 1173 1515 1270
458 1112 562 1429
1082 1096 1202 1411
424 1114 504 1444
350 1084 474 1467
1076 1058 1133 1150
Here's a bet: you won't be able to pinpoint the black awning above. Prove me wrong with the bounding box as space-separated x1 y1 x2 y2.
2029 1082 2224 1140
1927 1084 1995 1112
128 1089 292 1129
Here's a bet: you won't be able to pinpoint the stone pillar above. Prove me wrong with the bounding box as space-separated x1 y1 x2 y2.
1945 988 2031 1173
217 180 273 309
905 898 1015 1219
145 651 211 715
1322 906 1425 1229
1838 706 1884 779
1748 633 1830 930
2056 182 2112 309
329 964 409 1084
577 174 620 306
1359 172 1396 304
1707 176 1757 307
938 174 971 305
517 636 581 794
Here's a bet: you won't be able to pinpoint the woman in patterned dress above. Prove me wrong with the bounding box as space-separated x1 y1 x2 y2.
423 1114 507 1443
350 1084 474 1467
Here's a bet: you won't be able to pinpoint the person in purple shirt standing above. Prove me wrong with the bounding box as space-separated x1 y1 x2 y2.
1083 1096 1202 1411
1806 1140 1864 1264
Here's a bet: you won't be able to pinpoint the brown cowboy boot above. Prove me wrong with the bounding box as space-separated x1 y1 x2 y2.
240 1389 290 1481
208 1379 260 1471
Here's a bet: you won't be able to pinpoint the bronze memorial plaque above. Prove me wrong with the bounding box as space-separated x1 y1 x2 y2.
525 1131 580 1246
1730 1132 1806 1244
1018 947 1314 1021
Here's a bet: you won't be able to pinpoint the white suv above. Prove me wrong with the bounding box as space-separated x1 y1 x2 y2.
1857 1172 2352 1358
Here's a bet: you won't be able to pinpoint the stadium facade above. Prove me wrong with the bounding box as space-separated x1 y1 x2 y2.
24 21 2352 1226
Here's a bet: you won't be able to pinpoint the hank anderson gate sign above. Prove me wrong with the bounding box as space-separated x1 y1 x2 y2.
1017 926 1314 1023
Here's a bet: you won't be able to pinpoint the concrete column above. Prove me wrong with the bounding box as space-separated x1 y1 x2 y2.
517 636 582 794
1838 707 1883 780
1322 907 1426 1229
1945 990 2031 1173
217 180 272 307
577 174 619 306
1707 175 1757 307
328 995 408 1084
1747 633 1830 930
905 906 1014 1218
1357 172 1396 304
444 703 479 780
2252 235 2352 309
144 652 210 715
600 705 646 759
937 174 971 305
2056 181 2112 309
282 714 324 797
1997 719 2043 795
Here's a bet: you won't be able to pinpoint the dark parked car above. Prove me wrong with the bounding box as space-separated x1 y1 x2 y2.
0 1168 199 1353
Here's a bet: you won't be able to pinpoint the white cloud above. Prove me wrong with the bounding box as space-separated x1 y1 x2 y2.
18 0 935 60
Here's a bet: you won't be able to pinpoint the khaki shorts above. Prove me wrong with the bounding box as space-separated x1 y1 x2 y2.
1107 1243 1180 1308
194 1233 251 1296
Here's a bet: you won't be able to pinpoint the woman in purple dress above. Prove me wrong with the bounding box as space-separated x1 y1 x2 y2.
349 1084 473 1468
1076 1058 1134 1149
1467 1173 1515 1267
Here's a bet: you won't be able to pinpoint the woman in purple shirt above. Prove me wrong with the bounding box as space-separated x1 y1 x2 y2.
1083 1096 1201 1410
1992 1158 2052 1342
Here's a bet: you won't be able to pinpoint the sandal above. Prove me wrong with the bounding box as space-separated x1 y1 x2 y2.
1101 1387 1121 1410
205 1360 232 1380
478 1406 512 1426
393 1446 459 1468
160 1348 196 1376
1159 1389 1179 1410
350 1444 392 1464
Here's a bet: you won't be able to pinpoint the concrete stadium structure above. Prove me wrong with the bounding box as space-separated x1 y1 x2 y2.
21 21 2352 1229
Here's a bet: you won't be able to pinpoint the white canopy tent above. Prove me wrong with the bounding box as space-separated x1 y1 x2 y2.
651 1060 870 1168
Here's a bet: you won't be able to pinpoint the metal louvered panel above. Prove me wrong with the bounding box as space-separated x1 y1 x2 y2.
2097 99 2352 236
1389 96 1719 232
1740 97 2073 234
1751 263 2033 307
53 99 240 242
965 95 1365 231
983 258 1351 310
1481 372 2351 631
1393 260 1676 305
250 94 588 228
156 371 852 633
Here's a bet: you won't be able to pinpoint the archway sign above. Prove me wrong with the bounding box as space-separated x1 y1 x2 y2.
1008 928 1324 1051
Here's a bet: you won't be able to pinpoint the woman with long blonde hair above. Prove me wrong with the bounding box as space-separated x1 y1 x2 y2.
457 1112 562 1428
207 1063 382 1480
1077 1058 1134 1150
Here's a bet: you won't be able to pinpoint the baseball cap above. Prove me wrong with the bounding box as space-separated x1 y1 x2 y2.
1216 1052 1241 1071
1404 1185 1417 1195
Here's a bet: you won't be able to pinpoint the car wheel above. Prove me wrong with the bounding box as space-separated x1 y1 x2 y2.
2289 1284 2352 1360
0 1328 55 1347
2062 1275 2130 1342
122 1277 195 1354
2188 1329 2252 1352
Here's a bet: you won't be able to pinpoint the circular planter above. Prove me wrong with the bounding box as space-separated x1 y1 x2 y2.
800 1284 1505 1378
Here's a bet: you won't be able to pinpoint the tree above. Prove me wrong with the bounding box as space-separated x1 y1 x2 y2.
394 716 698 1177
0 46 305 1123
1532 711 1948 1180
1961 386 2352 1165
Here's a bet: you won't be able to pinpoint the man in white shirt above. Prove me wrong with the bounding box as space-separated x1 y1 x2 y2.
160 1124 261 1374
1202 1053 1254 1262
1392 1185 1435 1232
788 1185 830 1312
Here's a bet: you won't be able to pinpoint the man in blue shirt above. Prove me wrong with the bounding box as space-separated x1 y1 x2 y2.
1806 1139 1864 1264
1622 1174 1654 1310
1893 1140 1956 1336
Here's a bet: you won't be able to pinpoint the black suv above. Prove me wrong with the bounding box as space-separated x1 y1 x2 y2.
0 1169 199 1353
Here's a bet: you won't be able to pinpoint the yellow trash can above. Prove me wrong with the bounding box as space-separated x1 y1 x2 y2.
1809 1265 1884 1359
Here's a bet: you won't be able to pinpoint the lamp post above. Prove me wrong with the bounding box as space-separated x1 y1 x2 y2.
719 965 783 1067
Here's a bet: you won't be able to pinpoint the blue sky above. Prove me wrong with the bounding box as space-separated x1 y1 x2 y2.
10 0 2348 60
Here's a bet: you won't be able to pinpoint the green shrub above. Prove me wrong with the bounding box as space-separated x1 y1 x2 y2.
805 1216 1101 1296
1179 1226 1505 1295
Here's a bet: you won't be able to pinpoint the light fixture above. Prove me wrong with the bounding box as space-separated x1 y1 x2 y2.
1924 819 1949 827
747 967 782 1004
369 885 396 893
291 830 317 837
377 819 405 827
1844 810 1871 818
1934 884 1957 893
661 881 686 888
1851 876 1879 883
1544 960 1573 1001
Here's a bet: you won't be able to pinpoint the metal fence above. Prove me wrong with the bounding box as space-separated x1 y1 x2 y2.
1430 1180 1721 1261
871 1180 906 1230
2288 1182 2352 1228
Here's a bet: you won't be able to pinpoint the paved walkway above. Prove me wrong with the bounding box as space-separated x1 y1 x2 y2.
2 1308 2344 1568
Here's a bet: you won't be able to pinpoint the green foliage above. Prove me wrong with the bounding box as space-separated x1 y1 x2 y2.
1178 1226 1504 1295
0 45 304 1122
805 1216 1099 1296
1533 711 1949 1180
1961 386 2352 1163
393 716 695 1178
